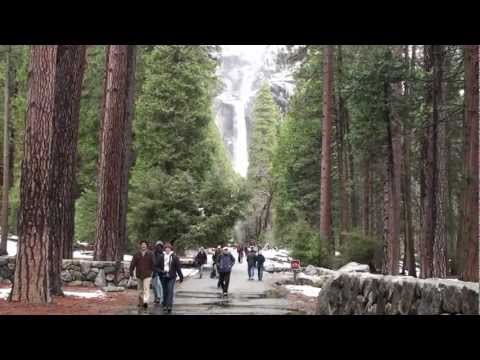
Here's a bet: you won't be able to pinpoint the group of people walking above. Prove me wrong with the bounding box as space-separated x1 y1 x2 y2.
129 241 268 313
129 240 183 313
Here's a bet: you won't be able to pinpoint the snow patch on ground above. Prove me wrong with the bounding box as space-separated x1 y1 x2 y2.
0 288 10 300
7 240 17 256
64 290 105 299
285 285 321 297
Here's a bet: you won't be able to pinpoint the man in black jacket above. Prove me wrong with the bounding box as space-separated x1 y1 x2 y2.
154 243 184 313
246 248 257 280
194 247 207 279
217 247 235 296
256 249 266 281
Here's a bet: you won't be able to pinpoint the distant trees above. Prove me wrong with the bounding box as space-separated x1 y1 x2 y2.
319 45 334 254
246 82 280 243
271 45 478 279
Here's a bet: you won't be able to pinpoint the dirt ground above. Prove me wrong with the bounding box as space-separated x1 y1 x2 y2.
0 285 138 315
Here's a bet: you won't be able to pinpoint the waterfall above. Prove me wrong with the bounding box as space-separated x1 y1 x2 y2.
214 45 295 178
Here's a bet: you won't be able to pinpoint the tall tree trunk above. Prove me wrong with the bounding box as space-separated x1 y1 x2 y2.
382 47 402 275
420 45 435 279
459 45 479 282
433 45 448 278
320 45 334 253
94 45 133 261
336 45 349 245
55 46 86 261
0 46 12 256
11 46 58 304
118 46 136 258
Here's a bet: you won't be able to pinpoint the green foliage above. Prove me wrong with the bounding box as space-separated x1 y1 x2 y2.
337 230 382 267
288 216 329 267
74 188 97 244
128 45 246 252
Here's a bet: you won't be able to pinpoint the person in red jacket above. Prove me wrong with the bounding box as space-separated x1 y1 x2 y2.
129 241 155 309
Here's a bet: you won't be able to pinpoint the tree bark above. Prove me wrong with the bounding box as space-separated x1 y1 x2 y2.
432 45 448 278
459 45 479 282
0 46 12 256
382 47 402 275
118 46 136 257
320 45 334 253
336 45 349 245
11 46 58 303
362 155 371 237
94 45 134 261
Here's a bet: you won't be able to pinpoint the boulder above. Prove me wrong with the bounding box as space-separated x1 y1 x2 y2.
7 263 15 270
440 283 462 314
304 265 319 276
82 281 96 288
95 269 106 288
118 279 129 288
105 273 115 282
104 266 116 274
460 286 479 314
1 278 12 285
71 271 84 281
0 257 8 266
86 271 98 281
79 261 91 275
61 270 73 282
68 265 81 272
62 260 72 270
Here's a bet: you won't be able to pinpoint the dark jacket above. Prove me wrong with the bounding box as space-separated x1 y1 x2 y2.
246 252 257 267
256 254 265 268
153 249 163 276
154 252 184 281
130 250 155 279
212 249 221 264
195 251 207 266
217 253 235 273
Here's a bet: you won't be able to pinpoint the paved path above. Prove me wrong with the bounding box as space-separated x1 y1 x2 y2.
123 250 298 315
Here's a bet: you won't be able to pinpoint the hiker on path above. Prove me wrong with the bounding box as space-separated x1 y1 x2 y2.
152 241 164 304
155 243 184 313
237 245 244 263
246 247 257 280
194 247 208 279
256 249 266 281
217 247 235 296
129 241 155 309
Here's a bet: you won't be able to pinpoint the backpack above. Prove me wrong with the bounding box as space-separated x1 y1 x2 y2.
218 254 234 273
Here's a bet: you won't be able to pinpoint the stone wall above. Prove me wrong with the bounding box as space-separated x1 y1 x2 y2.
316 272 479 315
0 256 194 289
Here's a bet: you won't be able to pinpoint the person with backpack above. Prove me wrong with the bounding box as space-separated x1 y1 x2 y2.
194 247 208 279
246 247 257 280
155 243 184 313
152 241 164 304
256 249 266 281
217 247 235 296
129 240 155 309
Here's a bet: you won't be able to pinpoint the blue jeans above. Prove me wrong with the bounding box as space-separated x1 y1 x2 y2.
152 274 163 302
257 266 263 281
248 265 255 279
160 276 176 307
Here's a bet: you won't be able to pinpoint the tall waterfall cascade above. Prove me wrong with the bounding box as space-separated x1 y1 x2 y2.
213 45 296 178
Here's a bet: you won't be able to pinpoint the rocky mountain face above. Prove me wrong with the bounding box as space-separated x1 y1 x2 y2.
213 45 295 177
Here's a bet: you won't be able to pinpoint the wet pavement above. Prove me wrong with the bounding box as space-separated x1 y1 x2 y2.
122 251 301 315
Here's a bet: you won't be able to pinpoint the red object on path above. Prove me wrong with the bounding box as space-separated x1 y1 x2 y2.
291 260 300 270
